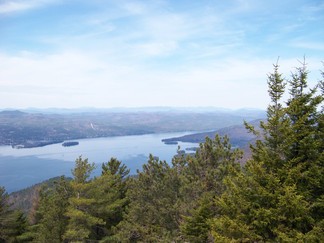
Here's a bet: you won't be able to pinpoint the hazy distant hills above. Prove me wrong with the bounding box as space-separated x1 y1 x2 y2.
0 108 265 148
15 107 266 115
162 119 262 148
162 119 263 164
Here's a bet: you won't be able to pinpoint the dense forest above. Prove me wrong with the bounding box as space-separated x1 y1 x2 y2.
1 62 323 242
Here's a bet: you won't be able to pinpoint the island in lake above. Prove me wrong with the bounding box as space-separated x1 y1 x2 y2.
62 141 79 147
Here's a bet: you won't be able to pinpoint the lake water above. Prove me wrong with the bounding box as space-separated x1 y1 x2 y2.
0 132 199 193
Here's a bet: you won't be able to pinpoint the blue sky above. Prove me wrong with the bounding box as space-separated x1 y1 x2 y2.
0 0 323 109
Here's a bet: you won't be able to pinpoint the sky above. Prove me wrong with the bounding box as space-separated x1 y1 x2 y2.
0 0 323 110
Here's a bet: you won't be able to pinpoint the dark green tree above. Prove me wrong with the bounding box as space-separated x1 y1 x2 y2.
285 61 323 199
88 158 130 241
210 61 324 241
0 186 28 242
63 156 105 242
31 176 71 243
179 135 242 242
116 155 182 242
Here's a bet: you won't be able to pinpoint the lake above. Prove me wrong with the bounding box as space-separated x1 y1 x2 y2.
0 132 199 193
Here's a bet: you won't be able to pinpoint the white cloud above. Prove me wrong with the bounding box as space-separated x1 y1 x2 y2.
133 41 178 56
121 0 148 15
0 0 59 14
0 1 31 13
3 50 322 109
0 0 323 109
291 40 324 51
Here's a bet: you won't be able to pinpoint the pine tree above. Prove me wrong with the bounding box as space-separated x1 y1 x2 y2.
285 61 323 199
116 155 182 242
115 136 243 242
0 186 28 242
63 156 105 242
180 193 215 243
0 186 9 242
248 61 290 172
209 61 324 241
88 158 130 241
179 135 242 242
32 176 71 243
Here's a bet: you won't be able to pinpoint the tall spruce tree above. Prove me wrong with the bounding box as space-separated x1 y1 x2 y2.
31 176 71 243
285 61 323 199
209 61 324 241
88 158 130 241
63 156 105 242
116 155 182 242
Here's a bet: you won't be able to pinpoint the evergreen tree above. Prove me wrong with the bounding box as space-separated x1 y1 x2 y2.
116 155 182 242
32 176 71 243
0 186 8 242
4 210 29 243
210 61 324 241
115 136 242 242
285 61 323 200
101 157 129 178
180 193 215 243
88 158 130 241
179 135 242 242
246 61 290 172
63 156 105 242
0 186 28 242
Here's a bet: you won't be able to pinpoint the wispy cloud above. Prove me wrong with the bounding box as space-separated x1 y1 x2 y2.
0 47 322 109
291 40 324 51
0 0 323 109
0 0 59 14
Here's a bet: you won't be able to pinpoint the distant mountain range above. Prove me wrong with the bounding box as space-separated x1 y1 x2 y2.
1 107 266 115
0 108 265 148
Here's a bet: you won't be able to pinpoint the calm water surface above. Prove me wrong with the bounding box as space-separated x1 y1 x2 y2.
0 132 198 192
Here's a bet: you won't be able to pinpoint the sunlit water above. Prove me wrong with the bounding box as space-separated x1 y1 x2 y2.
0 132 198 192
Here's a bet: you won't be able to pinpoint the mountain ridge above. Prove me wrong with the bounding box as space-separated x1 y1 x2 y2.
0 109 265 148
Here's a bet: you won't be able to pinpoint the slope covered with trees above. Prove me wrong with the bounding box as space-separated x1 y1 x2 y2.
0 109 263 148
0 61 323 242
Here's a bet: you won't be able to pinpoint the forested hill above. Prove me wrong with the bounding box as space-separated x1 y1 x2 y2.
0 108 265 148
163 119 262 148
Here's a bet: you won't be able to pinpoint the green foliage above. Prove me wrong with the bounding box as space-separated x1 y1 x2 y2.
102 157 130 178
71 156 95 184
0 187 28 242
178 135 242 242
116 155 182 242
180 135 242 199
63 156 104 242
89 158 130 240
210 61 324 241
31 176 71 243
180 194 215 243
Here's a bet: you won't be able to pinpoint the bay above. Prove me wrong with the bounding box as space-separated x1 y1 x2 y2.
0 132 198 192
